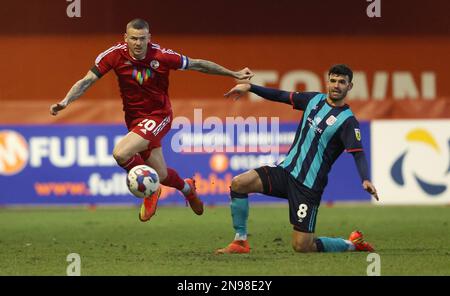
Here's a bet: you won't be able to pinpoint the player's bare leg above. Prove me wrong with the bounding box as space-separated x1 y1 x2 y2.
111 132 161 222
143 147 168 181
113 131 149 171
291 231 317 252
230 170 264 194
216 170 262 254
145 147 204 215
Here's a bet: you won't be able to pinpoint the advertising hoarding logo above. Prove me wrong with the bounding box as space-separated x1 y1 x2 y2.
390 128 449 196
0 130 29 175
209 154 229 173
0 123 371 205
372 120 450 204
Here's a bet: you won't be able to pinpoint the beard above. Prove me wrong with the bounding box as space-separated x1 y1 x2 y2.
328 89 347 101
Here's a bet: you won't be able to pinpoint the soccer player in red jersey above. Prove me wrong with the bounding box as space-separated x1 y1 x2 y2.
50 19 254 221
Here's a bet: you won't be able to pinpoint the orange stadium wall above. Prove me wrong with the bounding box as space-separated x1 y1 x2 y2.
0 0 449 123
1 35 449 123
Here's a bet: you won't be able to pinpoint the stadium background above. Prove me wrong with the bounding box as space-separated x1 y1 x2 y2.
0 0 449 207
0 0 450 277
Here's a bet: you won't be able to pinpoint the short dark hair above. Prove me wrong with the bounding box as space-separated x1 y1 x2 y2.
127 18 150 31
328 64 353 82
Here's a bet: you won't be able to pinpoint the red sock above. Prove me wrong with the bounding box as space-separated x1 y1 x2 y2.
161 168 185 191
120 154 145 172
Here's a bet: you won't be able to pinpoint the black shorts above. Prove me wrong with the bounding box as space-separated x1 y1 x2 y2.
254 165 322 233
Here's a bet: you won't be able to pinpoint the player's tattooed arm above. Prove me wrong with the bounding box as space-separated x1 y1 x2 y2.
50 70 99 116
187 59 253 80
60 70 98 106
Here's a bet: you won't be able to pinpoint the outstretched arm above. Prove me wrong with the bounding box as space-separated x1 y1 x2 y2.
224 82 291 104
187 58 253 80
50 70 99 116
351 151 379 201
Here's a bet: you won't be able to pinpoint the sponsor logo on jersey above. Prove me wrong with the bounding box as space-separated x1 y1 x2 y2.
307 116 323 134
314 116 322 125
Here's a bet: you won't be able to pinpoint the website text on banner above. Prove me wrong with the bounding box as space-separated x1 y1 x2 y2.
0 122 371 206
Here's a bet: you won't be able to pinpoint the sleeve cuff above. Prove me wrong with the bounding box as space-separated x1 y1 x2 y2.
346 148 363 153
180 55 189 70
90 66 103 78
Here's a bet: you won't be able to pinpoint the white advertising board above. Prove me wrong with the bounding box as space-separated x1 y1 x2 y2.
372 120 450 205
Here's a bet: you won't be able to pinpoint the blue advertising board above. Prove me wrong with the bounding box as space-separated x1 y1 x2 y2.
0 121 371 206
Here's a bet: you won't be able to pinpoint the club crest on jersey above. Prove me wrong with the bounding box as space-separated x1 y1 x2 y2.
150 60 160 70
355 128 361 141
326 115 337 126
132 67 153 85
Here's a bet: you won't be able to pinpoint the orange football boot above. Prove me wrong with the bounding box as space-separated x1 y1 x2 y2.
349 230 375 252
138 187 162 222
215 240 251 254
184 178 204 215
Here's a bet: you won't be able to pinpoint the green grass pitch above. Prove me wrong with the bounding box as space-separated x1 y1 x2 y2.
0 204 449 275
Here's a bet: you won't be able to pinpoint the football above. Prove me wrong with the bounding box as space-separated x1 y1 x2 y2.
126 165 160 198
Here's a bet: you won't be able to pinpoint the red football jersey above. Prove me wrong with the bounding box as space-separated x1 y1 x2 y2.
91 42 189 120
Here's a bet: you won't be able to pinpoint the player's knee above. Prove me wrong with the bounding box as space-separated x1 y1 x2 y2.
230 176 247 193
292 241 314 253
112 147 132 164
